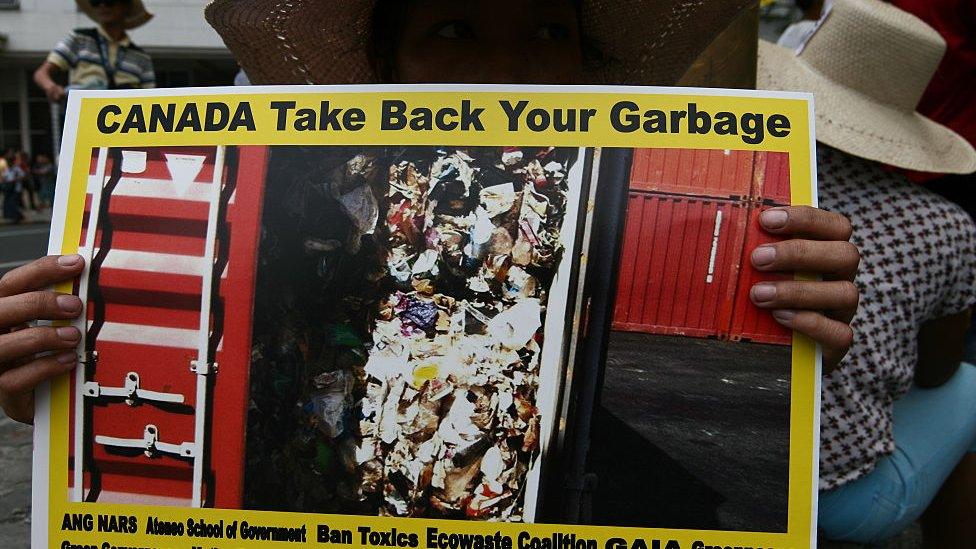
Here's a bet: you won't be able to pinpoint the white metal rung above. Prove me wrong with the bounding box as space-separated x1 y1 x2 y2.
92 248 208 277
92 322 200 349
95 424 197 459
82 372 185 406
87 175 219 202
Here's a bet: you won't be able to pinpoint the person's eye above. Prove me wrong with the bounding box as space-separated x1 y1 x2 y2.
534 23 571 41
433 21 476 40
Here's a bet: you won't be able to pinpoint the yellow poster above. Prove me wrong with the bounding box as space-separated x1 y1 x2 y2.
35 84 818 549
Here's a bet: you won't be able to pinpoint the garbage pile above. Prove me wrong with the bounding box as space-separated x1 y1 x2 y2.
354 147 571 519
247 146 576 520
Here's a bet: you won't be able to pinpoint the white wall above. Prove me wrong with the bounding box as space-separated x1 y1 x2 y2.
0 0 227 56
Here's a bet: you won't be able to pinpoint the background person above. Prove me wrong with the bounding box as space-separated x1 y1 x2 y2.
758 0 976 545
1 150 26 224
14 151 38 212
32 154 57 209
32 0 155 105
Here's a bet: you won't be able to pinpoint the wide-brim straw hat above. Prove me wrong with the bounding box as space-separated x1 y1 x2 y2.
205 0 757 88
758 0 976 174
76 0 153 30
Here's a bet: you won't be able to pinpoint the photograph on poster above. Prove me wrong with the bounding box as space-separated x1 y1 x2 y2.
590 148 794 533
68 144 798 532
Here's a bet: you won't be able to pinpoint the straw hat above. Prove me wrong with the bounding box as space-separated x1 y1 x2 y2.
758 0 976 174
76 0 154 30
205 0 756 87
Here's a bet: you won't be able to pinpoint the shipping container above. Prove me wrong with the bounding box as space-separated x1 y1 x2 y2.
753 151 791 205
615 147 793 346
727 205 793 345
613 192 749 338
69 145 268 507
629 148 756 200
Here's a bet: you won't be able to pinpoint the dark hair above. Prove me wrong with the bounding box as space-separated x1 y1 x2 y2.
369 0 411 82
367 0 606 82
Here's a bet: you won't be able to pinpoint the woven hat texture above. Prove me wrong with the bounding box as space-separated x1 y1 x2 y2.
759 0 976 174
205 0 756 87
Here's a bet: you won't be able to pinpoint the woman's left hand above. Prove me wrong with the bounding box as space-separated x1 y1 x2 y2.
749 206 860 373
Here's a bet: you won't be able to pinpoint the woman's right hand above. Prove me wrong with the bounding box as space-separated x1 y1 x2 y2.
0 255 85 424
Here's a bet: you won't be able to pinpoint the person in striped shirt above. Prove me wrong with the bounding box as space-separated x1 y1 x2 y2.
32 0 155 104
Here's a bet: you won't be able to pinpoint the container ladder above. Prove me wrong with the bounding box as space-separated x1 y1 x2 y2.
72 146 226 507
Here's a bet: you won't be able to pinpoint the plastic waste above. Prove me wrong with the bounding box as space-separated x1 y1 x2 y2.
254 146 574 520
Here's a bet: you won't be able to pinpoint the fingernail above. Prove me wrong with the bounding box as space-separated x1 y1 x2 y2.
772 310 797 326
56 295 82 314
56 327 80 341
58 254 82 267
752 245 777 266
761 209 789 229
56 351 77 365
751 284 777 303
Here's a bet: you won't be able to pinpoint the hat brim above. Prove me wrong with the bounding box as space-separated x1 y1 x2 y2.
77 0 154 30
759 41 976 174
206 0 757 87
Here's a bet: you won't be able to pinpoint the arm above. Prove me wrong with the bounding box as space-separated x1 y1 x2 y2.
35 32 79 103
33 61 66 103
916 308 972 388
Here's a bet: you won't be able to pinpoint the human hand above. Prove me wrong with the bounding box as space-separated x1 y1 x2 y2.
748 206 860 373
0 255 85 424
44 83 66 104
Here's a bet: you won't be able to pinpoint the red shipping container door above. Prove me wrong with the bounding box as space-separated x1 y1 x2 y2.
613 192 749 338
70 145 268 507
727 149 792 345
752 151 791 205
727 204 793 345
629 148 756 200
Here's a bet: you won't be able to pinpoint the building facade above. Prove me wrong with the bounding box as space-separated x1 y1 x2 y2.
0 0 237 158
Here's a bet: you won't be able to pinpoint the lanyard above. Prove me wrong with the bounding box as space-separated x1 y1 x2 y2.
94 32 119 89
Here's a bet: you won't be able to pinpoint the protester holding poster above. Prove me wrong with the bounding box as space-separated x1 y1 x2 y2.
0 2 860 549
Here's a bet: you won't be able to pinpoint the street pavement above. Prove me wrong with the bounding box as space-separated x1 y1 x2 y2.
0 416 33 547
0 220 51 278
590 331 793 532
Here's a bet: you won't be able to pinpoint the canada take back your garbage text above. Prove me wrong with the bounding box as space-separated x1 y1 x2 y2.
94 99 793 146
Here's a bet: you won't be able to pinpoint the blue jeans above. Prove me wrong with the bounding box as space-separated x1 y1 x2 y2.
818 362 976 544
964 321 976 365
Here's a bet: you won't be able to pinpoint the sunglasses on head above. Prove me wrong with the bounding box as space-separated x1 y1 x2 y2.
90 0 128 7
